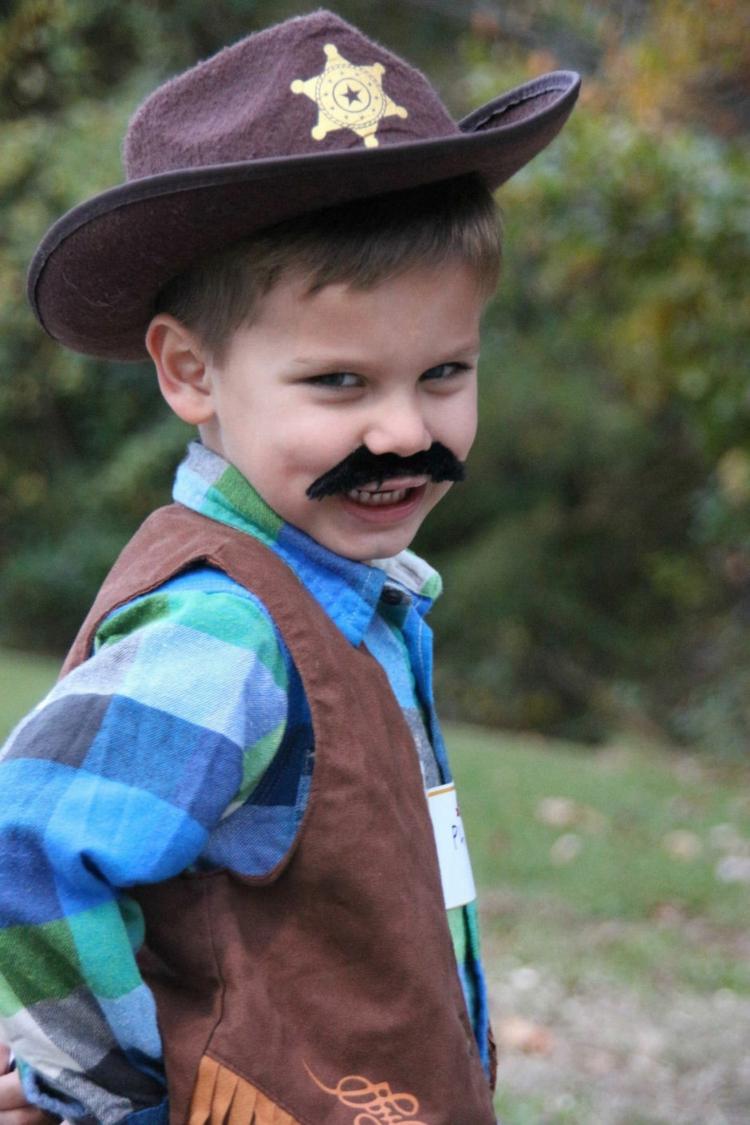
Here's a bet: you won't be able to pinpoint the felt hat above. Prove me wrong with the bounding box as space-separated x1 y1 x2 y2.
28 9 581 361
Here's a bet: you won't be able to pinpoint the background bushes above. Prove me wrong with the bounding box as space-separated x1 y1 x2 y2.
1 0 748 750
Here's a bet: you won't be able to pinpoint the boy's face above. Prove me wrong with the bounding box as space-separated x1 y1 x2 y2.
199 262 484 560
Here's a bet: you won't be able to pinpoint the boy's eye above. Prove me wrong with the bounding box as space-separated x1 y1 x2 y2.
307 371 361 388
420 362 471 382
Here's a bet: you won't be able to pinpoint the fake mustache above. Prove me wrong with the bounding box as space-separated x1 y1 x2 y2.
306 441 466 501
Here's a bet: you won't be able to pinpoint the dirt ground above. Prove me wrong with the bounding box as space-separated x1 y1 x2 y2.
488 949 750 1124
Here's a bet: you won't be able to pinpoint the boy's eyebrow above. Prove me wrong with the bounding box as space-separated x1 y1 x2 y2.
289 338 482 369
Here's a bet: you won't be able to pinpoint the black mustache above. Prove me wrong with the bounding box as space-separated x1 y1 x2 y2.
306 442 466 501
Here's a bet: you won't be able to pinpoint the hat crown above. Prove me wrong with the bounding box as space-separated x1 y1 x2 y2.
123 10 458 180
30 9 580 360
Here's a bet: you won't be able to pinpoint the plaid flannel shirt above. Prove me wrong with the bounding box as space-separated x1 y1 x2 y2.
0 443 489 1124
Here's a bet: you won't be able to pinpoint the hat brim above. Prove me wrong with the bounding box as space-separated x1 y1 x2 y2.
28 70 580 361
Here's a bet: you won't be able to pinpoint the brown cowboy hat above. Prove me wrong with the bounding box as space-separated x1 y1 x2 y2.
27 9 580 361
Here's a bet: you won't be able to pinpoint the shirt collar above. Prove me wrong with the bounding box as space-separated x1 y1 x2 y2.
173 442 442 646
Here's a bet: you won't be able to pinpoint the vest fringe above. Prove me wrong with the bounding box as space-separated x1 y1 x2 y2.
189 1056 300 1125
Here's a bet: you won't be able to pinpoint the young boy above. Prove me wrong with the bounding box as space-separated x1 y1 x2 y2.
0 11 579 1124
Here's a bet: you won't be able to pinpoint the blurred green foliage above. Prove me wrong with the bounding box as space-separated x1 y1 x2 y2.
1 0 748 749
423 1 750 749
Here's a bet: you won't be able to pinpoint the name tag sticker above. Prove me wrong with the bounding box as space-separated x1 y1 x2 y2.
427 782 477 909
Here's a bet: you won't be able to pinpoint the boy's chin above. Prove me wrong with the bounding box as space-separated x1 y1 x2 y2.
319 525 421 563
307 504 427 561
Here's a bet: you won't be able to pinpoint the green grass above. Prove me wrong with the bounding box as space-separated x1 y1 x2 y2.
449 723 750 995
493 1088 589 1125
445 725 750 1123
0 648 59 738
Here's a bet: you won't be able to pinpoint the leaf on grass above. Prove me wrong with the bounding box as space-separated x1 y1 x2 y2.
536 796 607 834
497 1015 555 1055
662 830 703 860
550 833 583 865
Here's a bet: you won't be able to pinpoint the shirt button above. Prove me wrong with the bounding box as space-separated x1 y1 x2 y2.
381 586 406 605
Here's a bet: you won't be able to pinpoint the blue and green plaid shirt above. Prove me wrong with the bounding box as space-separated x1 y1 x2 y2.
0 443 489 1124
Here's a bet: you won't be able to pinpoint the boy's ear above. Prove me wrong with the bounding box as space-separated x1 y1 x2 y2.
145 314 216 425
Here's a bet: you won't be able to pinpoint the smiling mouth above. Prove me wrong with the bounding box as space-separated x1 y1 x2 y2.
346 486 411 507
344 477 428 508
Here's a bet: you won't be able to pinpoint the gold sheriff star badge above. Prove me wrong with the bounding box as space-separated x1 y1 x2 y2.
291 43 408 149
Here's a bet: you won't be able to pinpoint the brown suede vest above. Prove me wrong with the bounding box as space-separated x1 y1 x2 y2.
63 504 496 1125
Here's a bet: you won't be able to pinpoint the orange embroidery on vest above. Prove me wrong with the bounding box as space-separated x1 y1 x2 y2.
305 1062 428 1124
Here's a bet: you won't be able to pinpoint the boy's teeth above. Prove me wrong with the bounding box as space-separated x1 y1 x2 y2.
347 486 410 506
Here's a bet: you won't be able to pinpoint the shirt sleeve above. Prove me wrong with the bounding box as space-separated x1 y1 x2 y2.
0 574 289 1125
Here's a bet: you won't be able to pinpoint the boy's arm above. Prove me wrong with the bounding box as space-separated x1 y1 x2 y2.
0 581 289 1125
0 1048 57 1125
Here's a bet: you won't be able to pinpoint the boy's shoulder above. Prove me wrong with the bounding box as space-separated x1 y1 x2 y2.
95 563 290 681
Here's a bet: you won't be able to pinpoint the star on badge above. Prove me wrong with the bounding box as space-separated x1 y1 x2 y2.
291 43 408 149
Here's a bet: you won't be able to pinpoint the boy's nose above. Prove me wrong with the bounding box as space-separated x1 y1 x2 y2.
362 400 432 458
